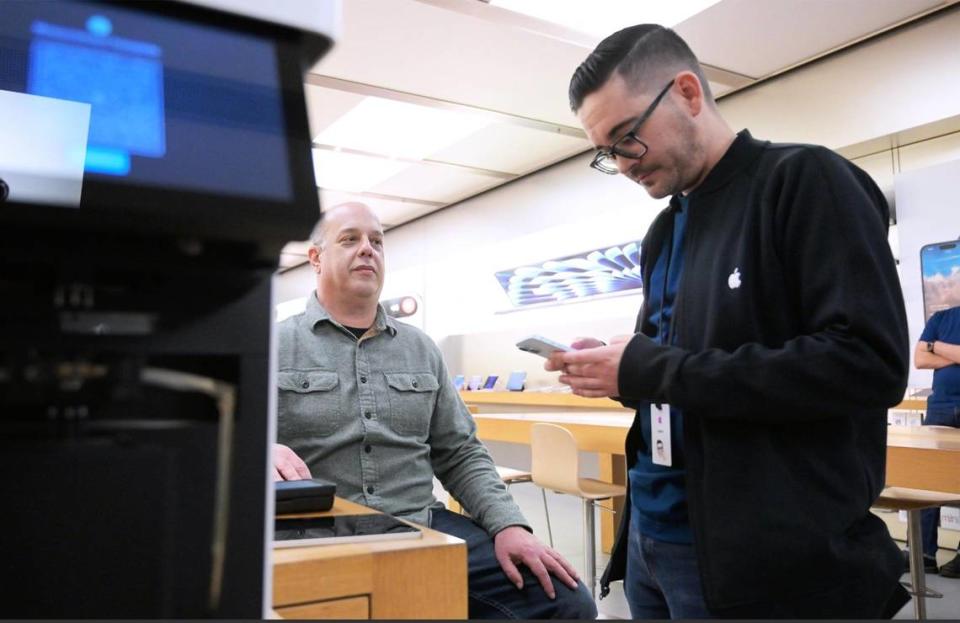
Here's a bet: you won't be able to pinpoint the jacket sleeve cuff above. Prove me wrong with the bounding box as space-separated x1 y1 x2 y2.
618 332 672 400
482 507 532 537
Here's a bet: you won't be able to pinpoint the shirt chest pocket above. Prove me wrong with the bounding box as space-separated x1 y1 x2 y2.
277 370 344 438
384 372 439 437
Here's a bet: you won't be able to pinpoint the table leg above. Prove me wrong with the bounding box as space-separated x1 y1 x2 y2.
598 454 626 554
908 509 927 620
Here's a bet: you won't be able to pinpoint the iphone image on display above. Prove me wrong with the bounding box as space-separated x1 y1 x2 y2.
920 240 960 321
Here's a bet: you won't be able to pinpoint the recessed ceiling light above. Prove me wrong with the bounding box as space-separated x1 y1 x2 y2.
312 149 409 193
314 96 494 161
490 0 722 39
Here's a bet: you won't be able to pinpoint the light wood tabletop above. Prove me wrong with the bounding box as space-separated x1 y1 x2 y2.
273 497 467 620
460 390 630 411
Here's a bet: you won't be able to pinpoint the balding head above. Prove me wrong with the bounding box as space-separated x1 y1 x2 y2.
312 202 382 250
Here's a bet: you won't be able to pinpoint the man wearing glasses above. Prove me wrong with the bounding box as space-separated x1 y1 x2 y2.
546 25 910 618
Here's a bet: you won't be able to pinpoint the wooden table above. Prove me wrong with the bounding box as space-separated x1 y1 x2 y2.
272 498 467 619
460 390 630 411
885 425 960 492
881 425 960 619
893 399 929 412
473 414 960 555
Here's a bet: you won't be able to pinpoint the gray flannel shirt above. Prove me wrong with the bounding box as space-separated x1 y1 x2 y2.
276 293 529 535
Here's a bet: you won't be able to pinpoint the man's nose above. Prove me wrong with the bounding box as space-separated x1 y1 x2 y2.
615 155 636 176
358 237 374 255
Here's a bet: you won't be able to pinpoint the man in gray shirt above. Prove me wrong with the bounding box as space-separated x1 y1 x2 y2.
273 202 596 619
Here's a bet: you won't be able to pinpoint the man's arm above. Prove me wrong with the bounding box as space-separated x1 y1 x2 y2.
932 340 960 366
914 341 955 370
426 353 579 595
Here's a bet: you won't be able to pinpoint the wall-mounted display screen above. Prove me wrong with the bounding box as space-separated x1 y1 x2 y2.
495 240 643 307
920 239 960 321
0 0 292 206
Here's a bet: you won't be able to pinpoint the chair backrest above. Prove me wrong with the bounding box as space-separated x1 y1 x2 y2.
530 423 581 494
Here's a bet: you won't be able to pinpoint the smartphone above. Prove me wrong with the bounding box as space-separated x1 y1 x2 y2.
467 375 482 391
505 371 526 391
452 374 465 390
482 375 498 390
920 240 960 322
516 335 571 358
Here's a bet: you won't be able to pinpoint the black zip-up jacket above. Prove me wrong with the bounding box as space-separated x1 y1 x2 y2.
600 130 910 618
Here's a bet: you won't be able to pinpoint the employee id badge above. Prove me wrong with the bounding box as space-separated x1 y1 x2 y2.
650 403 672 466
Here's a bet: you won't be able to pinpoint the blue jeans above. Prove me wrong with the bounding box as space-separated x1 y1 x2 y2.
921 405 960 558
430 508 597 620
625 511 712 619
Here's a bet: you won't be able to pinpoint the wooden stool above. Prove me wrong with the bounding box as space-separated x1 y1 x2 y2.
531 423 626 598
874 487 960 620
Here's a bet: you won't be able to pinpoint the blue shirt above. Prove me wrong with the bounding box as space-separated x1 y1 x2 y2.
920 307 960 411
628 195 692 544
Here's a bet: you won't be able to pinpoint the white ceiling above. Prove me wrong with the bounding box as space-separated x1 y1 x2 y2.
280 0 957 269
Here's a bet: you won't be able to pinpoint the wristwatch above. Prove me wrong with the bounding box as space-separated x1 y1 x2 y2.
926 341 935 353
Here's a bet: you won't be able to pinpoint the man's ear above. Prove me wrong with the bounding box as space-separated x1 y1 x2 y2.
307 246 322 273
675 71 704 117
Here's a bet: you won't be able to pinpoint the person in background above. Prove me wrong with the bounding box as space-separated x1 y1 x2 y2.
273 202 597 620
546 24 911 618
914 305 960 578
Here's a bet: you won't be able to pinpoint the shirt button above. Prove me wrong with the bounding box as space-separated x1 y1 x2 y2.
364 444 372 453
364 411 372 419
412 381 419 388
301 381 309 389
366 486 374 494
360 376 367 383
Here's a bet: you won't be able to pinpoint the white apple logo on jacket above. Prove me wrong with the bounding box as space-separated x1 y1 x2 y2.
728 268 741 290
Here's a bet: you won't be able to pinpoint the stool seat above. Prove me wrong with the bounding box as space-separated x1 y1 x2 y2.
875 487 960 511
573 477 627 500
495 466 533 484
872 486 960 619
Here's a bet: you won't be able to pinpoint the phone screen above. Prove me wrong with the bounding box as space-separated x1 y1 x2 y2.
920 240 960 322
505 371 526 391
483 375 498 390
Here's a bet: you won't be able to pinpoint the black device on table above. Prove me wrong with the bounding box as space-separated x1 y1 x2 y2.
275 478 337 514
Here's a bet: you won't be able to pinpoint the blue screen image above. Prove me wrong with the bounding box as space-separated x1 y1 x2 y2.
496 241 644 307
921 242 960 320
2 1 293 201
28 19 166 176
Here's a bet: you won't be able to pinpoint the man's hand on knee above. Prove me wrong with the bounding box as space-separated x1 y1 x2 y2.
493 526 580 599
273 443 311 481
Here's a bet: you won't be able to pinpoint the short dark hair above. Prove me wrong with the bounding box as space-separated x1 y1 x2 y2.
568 24 713 112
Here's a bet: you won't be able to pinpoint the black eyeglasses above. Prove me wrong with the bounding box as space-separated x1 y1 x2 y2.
590 79 675 175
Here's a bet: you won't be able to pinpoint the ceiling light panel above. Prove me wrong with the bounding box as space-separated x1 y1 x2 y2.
313 96 494 160
304 84 365 141
676 0 944 79
320 189 441 227
491 0 723 39
371 162 505 204
312 148 409 193
429 121 591 175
